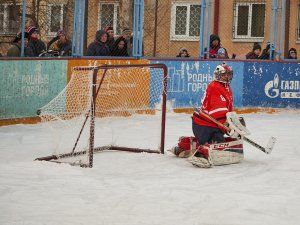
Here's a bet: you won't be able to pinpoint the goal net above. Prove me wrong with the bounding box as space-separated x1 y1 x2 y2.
35 64 168 167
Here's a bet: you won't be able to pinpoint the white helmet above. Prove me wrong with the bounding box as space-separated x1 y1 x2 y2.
214 63 233 83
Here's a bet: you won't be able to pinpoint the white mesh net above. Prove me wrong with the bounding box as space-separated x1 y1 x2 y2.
38 64 167 167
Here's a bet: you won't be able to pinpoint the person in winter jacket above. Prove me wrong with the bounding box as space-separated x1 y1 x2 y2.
7 32 34 57
104 26 115 51
27 26 46 57
48 29 72 56
246 43 262 59
86 30 110 56
110 37 129 57
287 48 297 59
258 43 272 60
176 48 190 57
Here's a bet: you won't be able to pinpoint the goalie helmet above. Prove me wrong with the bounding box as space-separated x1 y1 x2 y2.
214 63 233 83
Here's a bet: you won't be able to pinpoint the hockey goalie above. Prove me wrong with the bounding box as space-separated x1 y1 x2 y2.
170 63 250 168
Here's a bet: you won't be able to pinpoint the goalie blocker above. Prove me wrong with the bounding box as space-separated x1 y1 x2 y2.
169 136 244 168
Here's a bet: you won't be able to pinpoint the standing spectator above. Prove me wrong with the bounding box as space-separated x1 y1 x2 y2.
27 26 46 57
104 26 115 51
258 43 272 60
86 30 110 56
111 38 129 57
204 34 220 58
113 28 132 56
7 32 34 57
287 48 297 59
176 48 190 57
48 29 72 56
245 43 261 59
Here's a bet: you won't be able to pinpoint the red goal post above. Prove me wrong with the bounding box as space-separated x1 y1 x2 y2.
35 63 168 168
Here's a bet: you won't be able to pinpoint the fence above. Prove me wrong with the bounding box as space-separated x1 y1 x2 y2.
0 0 299 59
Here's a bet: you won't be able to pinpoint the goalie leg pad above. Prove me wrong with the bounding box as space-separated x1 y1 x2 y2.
188 139 244 168
188 145 213 168
209 139 244 166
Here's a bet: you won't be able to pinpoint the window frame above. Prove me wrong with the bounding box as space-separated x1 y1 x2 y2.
46 3 65 37
233 2 265 41
0 2 22 35
170 2 201 41
99 2 120 35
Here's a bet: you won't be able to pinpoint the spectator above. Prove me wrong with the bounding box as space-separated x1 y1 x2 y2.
216 48 228 59
104 26 115 51
176 48 190 57
287 48 297 59
86 30 110 56
246 43 261 59
113 28 132 56
204 34 220 58
111 38 129 57
27 26 46 57
7 32 34 57
258 43 272 60
48 29 72 56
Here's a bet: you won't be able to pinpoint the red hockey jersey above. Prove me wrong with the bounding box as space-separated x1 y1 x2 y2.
193 80 233 131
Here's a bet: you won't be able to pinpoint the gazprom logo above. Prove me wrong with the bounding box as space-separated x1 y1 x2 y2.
264 74 280 98
264 74 300 99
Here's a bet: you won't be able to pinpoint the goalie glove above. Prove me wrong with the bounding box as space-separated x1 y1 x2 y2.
227 127 240 139
224 122 241 139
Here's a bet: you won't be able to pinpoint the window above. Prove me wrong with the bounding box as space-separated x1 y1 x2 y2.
0 3 21 34
99 3 121 35
233 1 265 40
47 4 66 36
170 2 201 41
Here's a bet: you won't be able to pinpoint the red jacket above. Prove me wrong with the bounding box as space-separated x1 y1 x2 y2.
193 80 233 131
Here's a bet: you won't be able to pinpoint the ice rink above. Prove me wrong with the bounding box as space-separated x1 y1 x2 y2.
0 111 299 225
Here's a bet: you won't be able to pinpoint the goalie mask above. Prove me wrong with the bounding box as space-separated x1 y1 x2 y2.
214 63 233 83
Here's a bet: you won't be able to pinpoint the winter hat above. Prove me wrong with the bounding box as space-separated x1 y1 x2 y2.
210 34 220 43
122 28 132 34
105 26 114 32
289 48 297 54
180 48 188 53
252 42 261 51
13 32 29 43
28 26 38 36
57 29 66 37
95 30 107 41
217 48 226 55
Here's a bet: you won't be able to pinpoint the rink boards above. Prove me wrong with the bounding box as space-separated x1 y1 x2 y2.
0 58 299 124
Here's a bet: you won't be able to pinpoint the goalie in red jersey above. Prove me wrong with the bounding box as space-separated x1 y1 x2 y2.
171 63 245 168
192 63 233 145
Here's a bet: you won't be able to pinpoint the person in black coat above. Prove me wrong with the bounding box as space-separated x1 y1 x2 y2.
246 43 262 59
86 30 110 56
258 43 272 60
110 37 129 57
47 29 72 56
287 48 297 59
27 26 46 57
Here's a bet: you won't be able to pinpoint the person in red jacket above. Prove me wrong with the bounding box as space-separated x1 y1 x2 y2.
192 63 233 145
188 63 237 167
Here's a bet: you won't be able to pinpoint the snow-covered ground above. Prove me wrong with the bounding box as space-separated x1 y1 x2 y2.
0 111 299 225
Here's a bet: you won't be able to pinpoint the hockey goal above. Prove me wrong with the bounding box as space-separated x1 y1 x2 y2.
35 64 168 167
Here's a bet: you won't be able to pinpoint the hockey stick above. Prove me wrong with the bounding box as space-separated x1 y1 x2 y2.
196 110 276 154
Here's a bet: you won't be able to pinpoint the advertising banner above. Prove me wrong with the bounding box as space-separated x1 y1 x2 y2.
0 60 67 119
243 62 300 108
152 60 244 108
